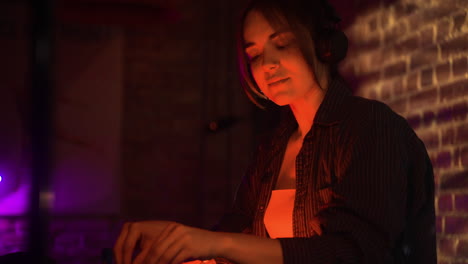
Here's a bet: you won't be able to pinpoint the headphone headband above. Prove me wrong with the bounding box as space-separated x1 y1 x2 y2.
313 0 348 64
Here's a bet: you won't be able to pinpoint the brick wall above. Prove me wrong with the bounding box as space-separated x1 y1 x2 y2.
340 0 468 262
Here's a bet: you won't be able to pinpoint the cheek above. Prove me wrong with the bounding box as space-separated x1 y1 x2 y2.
250 65 267 90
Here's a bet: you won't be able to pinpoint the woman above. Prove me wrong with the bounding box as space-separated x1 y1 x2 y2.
114 0 437 263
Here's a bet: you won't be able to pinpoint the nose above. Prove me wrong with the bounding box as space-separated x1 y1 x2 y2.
261 49 279 71
262 61 279 71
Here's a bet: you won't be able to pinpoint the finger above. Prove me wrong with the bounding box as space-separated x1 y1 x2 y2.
147 224 178 264
182 261 203 264
159 230 193 264
122 223 141 264
132 238 155 264
149 224 184 264
167 241 190 264
114 222 131 264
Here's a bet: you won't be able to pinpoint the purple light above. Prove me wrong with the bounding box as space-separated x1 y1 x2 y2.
0 183 29 215
0 169 28 215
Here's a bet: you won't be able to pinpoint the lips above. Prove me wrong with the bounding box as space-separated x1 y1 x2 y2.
267 77 290 86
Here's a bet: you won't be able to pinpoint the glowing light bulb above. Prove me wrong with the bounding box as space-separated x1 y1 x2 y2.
0 176 2 182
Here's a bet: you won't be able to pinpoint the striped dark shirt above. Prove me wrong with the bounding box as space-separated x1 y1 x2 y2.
215 77 437 263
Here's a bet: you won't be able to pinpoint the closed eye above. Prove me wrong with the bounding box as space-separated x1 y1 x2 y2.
245 52 260 62
249 55 260 62
273 32 295 49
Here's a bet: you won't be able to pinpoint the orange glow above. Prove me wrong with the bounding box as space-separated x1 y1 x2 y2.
264 189 296 238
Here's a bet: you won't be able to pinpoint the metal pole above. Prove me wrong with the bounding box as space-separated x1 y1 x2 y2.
28 0 54 263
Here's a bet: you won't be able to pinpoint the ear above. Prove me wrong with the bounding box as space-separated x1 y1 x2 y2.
316 29 348 64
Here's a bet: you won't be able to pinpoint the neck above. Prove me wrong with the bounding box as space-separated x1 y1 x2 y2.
289 85 326 140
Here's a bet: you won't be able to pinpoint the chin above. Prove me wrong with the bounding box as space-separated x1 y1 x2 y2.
270 93 294 106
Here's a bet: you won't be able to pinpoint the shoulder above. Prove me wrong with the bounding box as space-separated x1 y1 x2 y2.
340 95 417 149
347 95 403 121
346 95 411 131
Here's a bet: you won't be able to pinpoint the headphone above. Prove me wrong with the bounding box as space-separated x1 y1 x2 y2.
244 0 348 65
312 0 348 64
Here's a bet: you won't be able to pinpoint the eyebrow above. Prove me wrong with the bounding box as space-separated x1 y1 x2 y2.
243 29 291 49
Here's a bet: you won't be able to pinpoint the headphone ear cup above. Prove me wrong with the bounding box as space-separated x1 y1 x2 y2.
316 29 348 64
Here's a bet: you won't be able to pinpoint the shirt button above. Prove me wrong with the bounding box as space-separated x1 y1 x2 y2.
259 205 265 211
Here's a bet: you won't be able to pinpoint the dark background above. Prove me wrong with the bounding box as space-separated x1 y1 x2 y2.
0 0 467 263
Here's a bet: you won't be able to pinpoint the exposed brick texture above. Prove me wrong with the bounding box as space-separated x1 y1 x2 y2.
436 61 451 84
442 128 456 145
441 170 468 190
457 124 468 144
445 216 468 234
392 78 405 95
381 82 393 100
440 34 468 58
406 72 419 91
419 131 440 149
421 67 434 87
409 88 438 110
388 97 408 115
438 194 453 212
384 22 407 45
462 146 468 166
453 56 468 77
421 27 435 48
441 79 468 102
410 45 439 70
393 2 418 19
453 11 467 33
458 240 468 257
423 110 436 126
394 35 419 55
436 151 452 169
384 60 407 79
437 106 454 123
438 237 457 256
406 114 421 129
455 194 468 211
436 215 443 233
436 19 451 42
341 0 468 263
408 6 455 30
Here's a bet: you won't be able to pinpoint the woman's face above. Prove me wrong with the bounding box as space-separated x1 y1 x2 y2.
243 10 319 106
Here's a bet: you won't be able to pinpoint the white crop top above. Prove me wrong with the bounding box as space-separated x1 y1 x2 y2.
263 189 296 238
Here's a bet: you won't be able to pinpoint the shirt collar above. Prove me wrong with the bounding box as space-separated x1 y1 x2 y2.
259 77 352 180
278 76 352 132
313 76 352 126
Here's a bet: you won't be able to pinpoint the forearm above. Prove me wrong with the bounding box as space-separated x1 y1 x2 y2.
213 232 283 264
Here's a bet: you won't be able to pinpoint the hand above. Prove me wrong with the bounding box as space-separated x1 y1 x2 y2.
113 221 220 264
183 260 216 264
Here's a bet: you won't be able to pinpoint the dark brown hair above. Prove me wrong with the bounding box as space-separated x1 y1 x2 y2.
237 0 340 108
